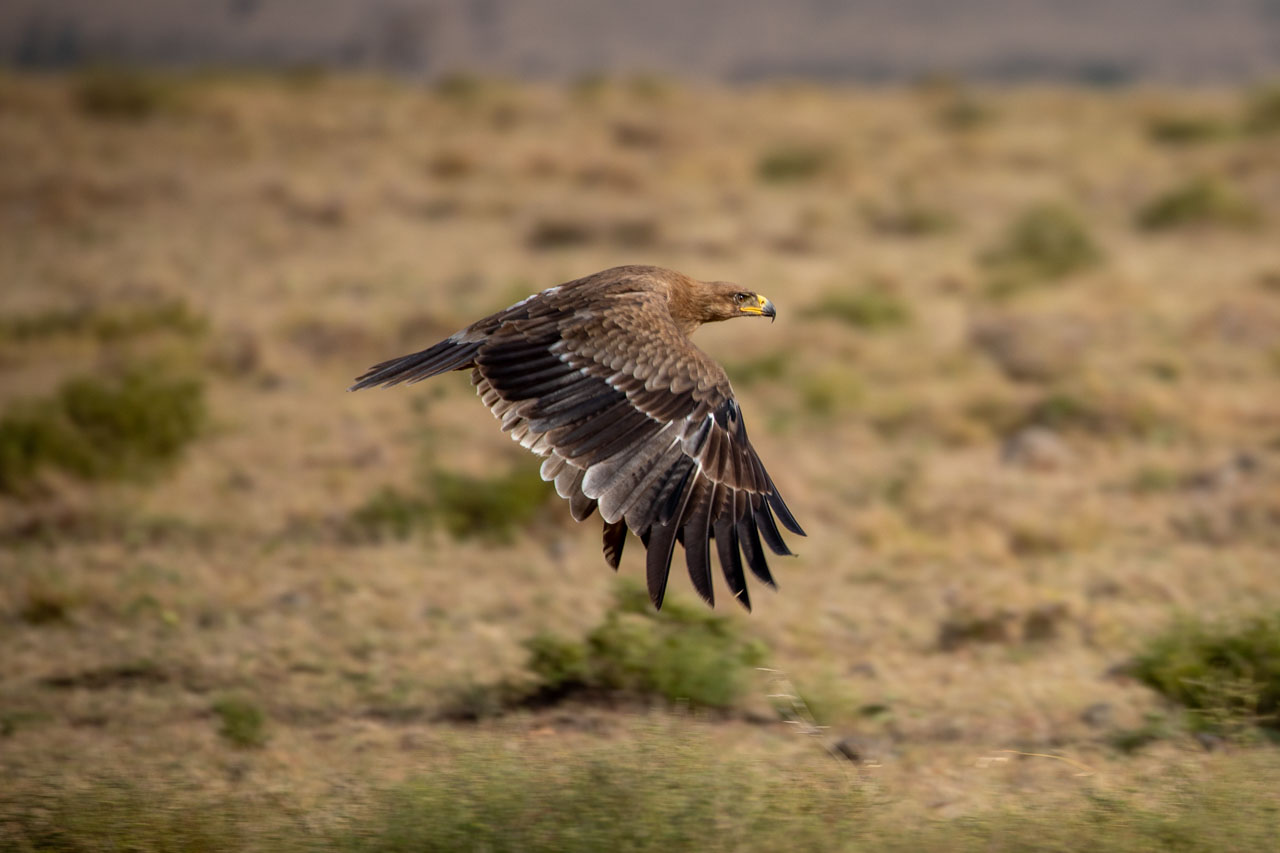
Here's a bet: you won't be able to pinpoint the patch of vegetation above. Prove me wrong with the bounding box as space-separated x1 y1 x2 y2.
72 67 183 121
0 369 206 495
726 351 789 387
756 145 833 183
804 287 911 330
1136 177 1263 231
429 466 554 542
0 299 207 344
336 738 853 853
1128 464 1182 494
980 204 1103 295
8 745 1280 852
1020 388 1178 441
345 486 432 542
796 367 864 421
1146 113 1232 145
1107 711 1177 754
862 196 955 236
1132 611 1280 738
1243 83 1280 134
524 579 768 709
343 465 553 544
212 695 268 749
935 96 995 130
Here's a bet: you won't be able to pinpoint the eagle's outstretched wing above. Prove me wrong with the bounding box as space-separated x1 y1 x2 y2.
352 269 803 609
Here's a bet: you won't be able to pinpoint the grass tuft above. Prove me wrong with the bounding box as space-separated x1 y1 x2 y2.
980 204 1102 296
756 145 833 183
1132 610 1280 737
429 467 554 542
1136 177 1263 231
522 579 768 710
211 695 269 748
804 286 911 330
72 67 182 121
0 369 205 495
1243 83 1280 134
0 299 207 344
1146 114 1232 145
345 486 432 542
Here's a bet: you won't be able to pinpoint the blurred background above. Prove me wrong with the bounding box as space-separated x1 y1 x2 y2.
2 2 1279 850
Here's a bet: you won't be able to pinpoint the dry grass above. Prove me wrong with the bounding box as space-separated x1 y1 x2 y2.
2 72 1280 846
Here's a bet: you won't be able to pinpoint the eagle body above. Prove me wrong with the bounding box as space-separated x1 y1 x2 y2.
352 265 804 610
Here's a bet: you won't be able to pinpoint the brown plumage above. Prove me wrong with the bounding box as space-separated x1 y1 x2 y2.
351 265 805 610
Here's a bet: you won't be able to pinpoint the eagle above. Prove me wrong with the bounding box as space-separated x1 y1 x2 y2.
351 265 804 610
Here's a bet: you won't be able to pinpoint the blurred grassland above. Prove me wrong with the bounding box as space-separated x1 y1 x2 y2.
2 68 1280 848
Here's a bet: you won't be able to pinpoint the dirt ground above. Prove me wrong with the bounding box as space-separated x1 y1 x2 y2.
1 71 1279 844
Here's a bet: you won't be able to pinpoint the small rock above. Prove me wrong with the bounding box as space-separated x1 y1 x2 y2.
848 661 878 678
1194 731 1227 752
1080 702 1112 729
833 733 890 763
970 313 1092 382
1023 602 1071 642
1001 426 1074 471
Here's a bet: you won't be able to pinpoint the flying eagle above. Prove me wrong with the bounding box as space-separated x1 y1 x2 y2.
351 265 804 610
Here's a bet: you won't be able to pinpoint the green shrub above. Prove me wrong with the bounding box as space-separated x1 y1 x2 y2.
756 145 832 183
1146 114 1231 145
429 466 553 542
862 198 955 236
804 288 911 330
521 580 768 710
1021 389 1176 440
726 351 788 387
1132 611 1280 736
72 67 180 121
0 369 205 494
211 695 268 748
333 738 856 853
346 487 433 542
936 97 995 131
1136 177 1263 231
980 204 1102 293
0 300 207 344
1243 83 1280 134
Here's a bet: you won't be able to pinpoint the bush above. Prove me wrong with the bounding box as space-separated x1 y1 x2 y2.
582 581 768 708
1132 611 1280 736
804 288 911 330
346 487 433 542
521 580 768 710
1146 114 1231 145
212 695 268 748
980 204 1102 294
0 369 205 494
1243 83 1280 135
430 466 553 542
72 67 180 121
756 145 832 183
0 299 207 344
1136 177 1263 231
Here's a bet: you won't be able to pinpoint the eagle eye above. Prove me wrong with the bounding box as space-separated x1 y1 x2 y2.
733 292 750 305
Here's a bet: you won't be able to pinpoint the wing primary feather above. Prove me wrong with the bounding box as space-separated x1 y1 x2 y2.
645 481 695 610
683 484 714 606
764 480 806 536
602 520 627 569
713 516 751 612
736 514 777 588
755 501 793 556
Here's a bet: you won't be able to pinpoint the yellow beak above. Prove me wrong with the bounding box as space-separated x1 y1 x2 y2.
740 294 777 320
